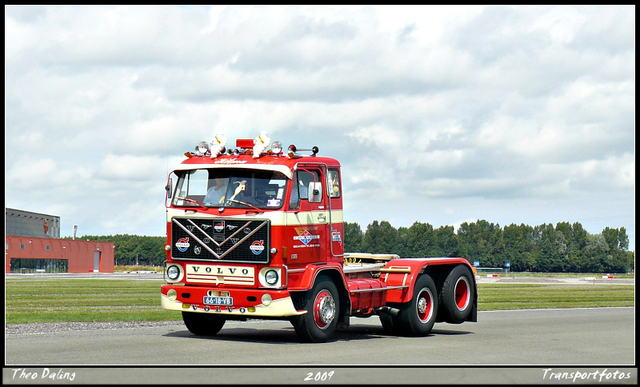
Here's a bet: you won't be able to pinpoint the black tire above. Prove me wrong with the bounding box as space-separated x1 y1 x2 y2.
439 265 475 324
379 311 401 335
397 274 438 336
182 311 226 336
291 276 339 343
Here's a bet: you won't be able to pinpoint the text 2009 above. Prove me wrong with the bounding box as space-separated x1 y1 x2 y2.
304 371 334 382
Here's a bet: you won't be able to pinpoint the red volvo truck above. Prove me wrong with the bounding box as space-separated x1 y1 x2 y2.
161 133 477 342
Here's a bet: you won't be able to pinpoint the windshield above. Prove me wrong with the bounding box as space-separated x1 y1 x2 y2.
172 168 288 210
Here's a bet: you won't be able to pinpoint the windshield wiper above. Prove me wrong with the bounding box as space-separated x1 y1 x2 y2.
179 197 206 209
225 199 263 213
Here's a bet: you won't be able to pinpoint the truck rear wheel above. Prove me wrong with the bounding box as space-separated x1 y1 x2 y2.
439 264 475 324
182 311 226 336
291 276 339 343
397 274 438 336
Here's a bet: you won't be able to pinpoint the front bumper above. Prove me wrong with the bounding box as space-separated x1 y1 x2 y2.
161 284 306 318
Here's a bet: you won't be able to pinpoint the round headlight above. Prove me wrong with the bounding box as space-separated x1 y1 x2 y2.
167 289 177 301
167 265 181 281
265 269 279 286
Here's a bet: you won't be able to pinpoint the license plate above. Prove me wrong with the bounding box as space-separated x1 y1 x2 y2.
203 296 233 306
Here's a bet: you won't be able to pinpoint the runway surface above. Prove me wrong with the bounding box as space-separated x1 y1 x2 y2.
4 307 636 384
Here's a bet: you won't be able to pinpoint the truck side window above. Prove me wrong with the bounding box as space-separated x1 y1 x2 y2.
328 169 341 198
289 170 319 209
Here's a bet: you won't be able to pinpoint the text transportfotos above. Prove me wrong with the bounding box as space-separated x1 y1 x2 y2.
542 368 632 383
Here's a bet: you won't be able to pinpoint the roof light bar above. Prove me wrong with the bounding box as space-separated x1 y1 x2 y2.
182 132 311 159
287 144 319 159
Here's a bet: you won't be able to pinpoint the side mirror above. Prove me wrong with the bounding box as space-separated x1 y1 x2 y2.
308 182 322 203
165 178 173 199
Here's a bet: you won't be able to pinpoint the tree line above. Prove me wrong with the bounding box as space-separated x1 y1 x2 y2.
345 220 633 273
66 234 166 267
73 219 634 273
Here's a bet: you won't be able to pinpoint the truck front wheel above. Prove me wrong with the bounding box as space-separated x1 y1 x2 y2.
397 274 438 336
292 276 339 343
182 311 226 336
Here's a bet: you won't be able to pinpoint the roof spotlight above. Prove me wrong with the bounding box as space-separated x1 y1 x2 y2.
195 141 209 156
271 141 283 155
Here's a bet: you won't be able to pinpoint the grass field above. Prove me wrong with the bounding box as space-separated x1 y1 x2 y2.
6 278 179 324
5 277 635 324
478 283 634 310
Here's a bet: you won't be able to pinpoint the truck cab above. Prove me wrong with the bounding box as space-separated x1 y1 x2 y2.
161 133 477 342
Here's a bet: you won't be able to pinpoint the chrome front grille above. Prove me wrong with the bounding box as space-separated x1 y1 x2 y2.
171 217 270 264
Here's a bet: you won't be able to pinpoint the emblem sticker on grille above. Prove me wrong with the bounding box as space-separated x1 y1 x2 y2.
176 238 190 252
250 240 265 255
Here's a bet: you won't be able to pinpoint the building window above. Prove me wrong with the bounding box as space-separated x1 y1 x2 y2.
20 243 25 249
10 258 69 273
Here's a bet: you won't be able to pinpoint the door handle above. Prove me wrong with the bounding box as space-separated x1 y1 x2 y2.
318 214 326 223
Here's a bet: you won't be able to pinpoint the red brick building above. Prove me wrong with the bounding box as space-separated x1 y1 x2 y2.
5 208 115 273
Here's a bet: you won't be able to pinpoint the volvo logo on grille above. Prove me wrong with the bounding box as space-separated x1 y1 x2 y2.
176 238 190 252
250 240 265 255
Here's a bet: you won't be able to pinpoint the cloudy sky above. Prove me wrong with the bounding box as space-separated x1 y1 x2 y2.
5 5 635 250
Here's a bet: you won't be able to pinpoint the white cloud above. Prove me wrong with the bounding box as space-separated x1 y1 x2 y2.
97 154 166 181
200 5 226 35
348 124 402 148
7 158 59 189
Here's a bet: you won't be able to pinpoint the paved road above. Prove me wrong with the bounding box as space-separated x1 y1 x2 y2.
6 307 634 365
4 307 636 384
